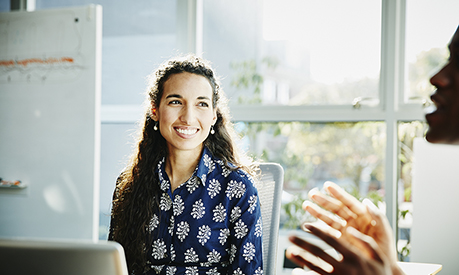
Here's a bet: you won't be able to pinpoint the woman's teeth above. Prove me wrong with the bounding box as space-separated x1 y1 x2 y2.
176 128 198 135
423 105 437 115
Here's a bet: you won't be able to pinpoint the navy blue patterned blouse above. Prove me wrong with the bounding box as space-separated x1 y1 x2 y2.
145 147 263 275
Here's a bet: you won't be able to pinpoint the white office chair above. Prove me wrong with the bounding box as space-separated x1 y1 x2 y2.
257 163 284 275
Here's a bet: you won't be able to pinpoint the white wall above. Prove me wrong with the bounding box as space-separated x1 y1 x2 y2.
411 138 459 275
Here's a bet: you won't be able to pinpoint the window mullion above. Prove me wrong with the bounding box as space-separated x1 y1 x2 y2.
230 105 386 122
176 0 202 56
380 0 406 233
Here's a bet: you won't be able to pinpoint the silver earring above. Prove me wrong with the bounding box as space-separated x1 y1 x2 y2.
153 121 158 131
210 126 215 135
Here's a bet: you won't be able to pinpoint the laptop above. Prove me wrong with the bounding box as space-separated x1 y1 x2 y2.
0 238 129 275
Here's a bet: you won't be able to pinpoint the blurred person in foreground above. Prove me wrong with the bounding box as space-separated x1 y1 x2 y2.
285 24 459 275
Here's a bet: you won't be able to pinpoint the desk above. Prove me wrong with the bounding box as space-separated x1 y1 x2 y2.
294 262 442 275
397 262 442 275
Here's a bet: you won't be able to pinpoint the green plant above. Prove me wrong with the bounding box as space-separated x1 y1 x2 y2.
398 209 411 262
281 194 315 229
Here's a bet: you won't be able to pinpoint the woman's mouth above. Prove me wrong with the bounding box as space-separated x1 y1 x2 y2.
175 127 199 135
425 99 447 126
427 92 447 115
423 105 437 115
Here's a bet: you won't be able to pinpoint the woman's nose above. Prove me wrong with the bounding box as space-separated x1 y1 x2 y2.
430 65 450 88
180 105 195 124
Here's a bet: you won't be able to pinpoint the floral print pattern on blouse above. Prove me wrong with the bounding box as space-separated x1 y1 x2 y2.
146 147 263 275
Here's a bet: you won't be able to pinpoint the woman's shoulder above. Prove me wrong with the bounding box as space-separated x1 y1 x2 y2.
210 156 249 178
202 148 256 185
214 162 257 192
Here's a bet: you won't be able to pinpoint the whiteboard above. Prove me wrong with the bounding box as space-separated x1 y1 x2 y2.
411 138 459 275
0 5 102 241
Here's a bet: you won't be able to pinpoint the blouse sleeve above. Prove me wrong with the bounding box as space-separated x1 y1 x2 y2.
227 171 264 275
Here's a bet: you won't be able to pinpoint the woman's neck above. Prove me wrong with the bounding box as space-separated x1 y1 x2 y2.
165 146 202 192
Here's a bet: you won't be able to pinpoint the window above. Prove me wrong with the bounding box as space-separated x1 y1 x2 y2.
204 0 381 106
236 121 386 227
404 0 459 104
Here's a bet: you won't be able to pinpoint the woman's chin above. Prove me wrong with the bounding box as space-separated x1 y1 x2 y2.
425 128 459 145
425 127 445 144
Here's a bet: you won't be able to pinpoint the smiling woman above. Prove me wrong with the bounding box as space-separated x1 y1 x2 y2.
151 72 217 166
108 55 263 275
425 26 459 145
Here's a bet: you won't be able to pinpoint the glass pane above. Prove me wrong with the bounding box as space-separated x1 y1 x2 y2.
397 121 427 261
404 0 459 103
35 0 178 105
204 0 381 106
237 122 385 219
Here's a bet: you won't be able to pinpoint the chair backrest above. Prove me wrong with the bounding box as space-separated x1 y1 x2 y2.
257 163 284 275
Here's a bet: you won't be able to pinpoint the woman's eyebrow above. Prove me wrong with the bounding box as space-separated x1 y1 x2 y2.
165 94 182 99
165 94 211 101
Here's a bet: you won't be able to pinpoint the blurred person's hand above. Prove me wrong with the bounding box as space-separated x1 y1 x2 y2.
286 181 405 274
286 224 392 275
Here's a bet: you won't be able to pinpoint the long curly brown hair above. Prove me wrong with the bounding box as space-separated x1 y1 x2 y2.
109 55 256 274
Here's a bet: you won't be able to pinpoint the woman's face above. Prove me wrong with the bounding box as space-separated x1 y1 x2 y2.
425 27 459 144
152 72 217 155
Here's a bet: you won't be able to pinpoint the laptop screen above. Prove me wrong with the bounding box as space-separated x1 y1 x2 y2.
0 238 128 275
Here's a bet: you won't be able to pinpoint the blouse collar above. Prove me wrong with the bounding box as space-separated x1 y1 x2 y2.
156 146 215 191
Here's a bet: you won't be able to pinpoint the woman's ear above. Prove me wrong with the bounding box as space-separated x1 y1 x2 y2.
212 109 217 125
151 105 158 121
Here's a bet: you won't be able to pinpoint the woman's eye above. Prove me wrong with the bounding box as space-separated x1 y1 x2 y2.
198 102 209 107
169 100 181 105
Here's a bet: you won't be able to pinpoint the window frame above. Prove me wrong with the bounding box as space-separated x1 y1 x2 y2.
200 0 424 233
198 0 424 232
